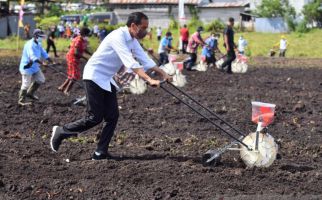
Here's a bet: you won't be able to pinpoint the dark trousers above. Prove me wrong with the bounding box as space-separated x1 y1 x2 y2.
46 40 58 56
184 53 197 70
206 54 216 65
64 80 119 154
279 49 286 57
182 40 188 54
159 52 169 66
221 50 236 73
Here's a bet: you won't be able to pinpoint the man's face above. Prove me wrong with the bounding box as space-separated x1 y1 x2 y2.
131 18 149 40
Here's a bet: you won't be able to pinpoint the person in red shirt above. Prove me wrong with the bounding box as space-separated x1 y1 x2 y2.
180 24 189 54
58 27 92 95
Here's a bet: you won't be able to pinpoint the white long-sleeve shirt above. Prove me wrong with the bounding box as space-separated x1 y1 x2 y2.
83 26 156 92
238 38 247 52
280 39 287 50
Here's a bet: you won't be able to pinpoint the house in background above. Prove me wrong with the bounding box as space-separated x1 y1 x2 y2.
198 1 251 23
108 0 203 28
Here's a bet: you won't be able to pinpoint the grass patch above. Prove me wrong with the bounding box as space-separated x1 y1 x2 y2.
1 29 322 58
142 28 322 58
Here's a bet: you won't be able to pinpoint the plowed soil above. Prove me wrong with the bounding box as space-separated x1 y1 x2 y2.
1 55 322 200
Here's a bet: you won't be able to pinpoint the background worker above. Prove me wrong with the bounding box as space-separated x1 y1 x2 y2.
156 26 162 41
201 32 221 67
158 31 174 66
180 24 189 54
185 26 206 71
46 26 59 57
50 12 172 160
18 29 54 106
220 17 236 74
58 27 92 95
238 35 248 55
279 35 288 57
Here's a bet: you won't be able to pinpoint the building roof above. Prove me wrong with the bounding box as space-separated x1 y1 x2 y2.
83 0 106 4
108 0 199 5
199 2 250 8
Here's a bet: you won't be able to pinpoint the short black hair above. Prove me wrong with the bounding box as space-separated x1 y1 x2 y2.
80 27 90 36
197 26 204 32
126 12 148 27
183 24 187 28
166 31 172 36
229 17 235 23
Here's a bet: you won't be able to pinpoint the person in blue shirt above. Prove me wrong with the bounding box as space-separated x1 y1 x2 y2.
18 29 53 106
98 26 108 43
201 32 221 67
157 31 174 66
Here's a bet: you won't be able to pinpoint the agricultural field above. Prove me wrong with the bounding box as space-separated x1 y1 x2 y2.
0 55 322 199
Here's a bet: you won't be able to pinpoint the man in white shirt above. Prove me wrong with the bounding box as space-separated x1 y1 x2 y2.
279 35 287 57
57 23 65 38
50 12 171 160
93 24 99 37
238 35 247 55
156 27 162 41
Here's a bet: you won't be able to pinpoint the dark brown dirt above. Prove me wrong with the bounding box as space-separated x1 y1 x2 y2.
1 56 322 200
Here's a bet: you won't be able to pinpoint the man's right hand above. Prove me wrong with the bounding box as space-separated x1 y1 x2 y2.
147 78 160 87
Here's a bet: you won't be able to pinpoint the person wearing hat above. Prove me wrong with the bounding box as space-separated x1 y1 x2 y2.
18 29 54 106
185 26 206 70
50 12 172 160
279 35 288 57
220 17 237 74
158 31 174 66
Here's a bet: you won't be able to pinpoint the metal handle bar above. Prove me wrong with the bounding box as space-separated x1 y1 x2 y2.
166 82 246 137
160 84 250 150
141 43 246 139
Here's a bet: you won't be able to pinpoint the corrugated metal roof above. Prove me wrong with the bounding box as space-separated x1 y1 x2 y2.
199 2 250 8
109 0 199 5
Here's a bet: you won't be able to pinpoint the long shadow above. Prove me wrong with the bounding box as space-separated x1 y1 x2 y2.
106 153 203 164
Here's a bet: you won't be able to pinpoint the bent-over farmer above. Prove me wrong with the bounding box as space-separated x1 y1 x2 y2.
50 12 171 160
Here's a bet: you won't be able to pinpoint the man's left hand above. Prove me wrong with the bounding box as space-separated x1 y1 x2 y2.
162 74 173 82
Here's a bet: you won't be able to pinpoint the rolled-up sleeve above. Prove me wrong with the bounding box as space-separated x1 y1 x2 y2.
110 33 142 69
133 40 156 71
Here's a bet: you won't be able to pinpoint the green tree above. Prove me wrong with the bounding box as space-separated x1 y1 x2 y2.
256 0 296 31
302 0 322 24
255 0 295 18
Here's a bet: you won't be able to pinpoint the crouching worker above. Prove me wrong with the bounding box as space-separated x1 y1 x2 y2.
185 26 206 70
158 31 173 66
50 12 172 160
58 27 92 95
18 29 54 106
201 32 220 67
